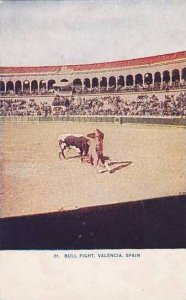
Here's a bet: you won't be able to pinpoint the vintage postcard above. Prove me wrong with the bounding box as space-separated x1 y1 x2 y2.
0 0 186 299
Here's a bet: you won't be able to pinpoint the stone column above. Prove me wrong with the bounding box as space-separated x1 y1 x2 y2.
98 79 100 92
20 81 23 93
29 81 32 94
160 73 163 87
37 80 39 93
143 74 145 87
123 76 126 87
82 79 85 92
178 70 181 84
169 71 173 86
90 79 92 90
116 77 118 91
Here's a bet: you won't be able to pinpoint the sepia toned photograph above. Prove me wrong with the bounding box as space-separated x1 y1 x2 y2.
0 0 186 251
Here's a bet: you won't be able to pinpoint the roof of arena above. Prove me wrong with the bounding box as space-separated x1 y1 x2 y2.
0 51 186 74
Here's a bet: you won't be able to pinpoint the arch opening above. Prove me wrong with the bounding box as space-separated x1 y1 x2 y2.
0 81 5 93
73 78 82 93
48 79 56 90
60 79 69 83
39 80 47 92
135 74 143 86
100 77 107 92
108 76 116 88
31 80 38 93
84 78 90 89
172 69 180 82
73 78 82 86
100 77 107 87
182 68 186 81
6 81 14 93
117 76 124 88
23 80 30 93
92 77 99 89
163 70 170 83
154 72 161 84
144 73 153 85
15 81 22 94
172 69 181 88
126 75 133 86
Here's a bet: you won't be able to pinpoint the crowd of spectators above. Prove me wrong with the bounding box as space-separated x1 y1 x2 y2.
0 88 55 97
0 99 52 116
1 92 186 117
67 92 186 116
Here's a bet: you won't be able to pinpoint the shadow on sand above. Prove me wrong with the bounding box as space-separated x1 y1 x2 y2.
65 156 132 174
109 161 132 173
0 194 186 250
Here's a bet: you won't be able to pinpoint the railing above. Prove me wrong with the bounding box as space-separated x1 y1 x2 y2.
73 85 186 95
1 85 186 98
0 115 185 126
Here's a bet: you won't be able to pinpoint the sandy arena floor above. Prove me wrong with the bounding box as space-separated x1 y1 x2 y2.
0 121 185 218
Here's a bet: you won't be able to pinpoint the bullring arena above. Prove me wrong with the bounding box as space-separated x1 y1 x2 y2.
0 51 186 249
0 119 185 218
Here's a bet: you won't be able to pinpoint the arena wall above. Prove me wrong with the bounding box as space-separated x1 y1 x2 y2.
1 115 186 126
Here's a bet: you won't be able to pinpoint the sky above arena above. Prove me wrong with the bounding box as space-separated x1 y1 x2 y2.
0 0 186 66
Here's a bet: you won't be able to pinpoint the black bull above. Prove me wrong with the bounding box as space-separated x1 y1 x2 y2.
58 135 89 161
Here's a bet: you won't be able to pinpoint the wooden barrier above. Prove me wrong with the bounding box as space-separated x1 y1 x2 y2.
0 115 186 126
